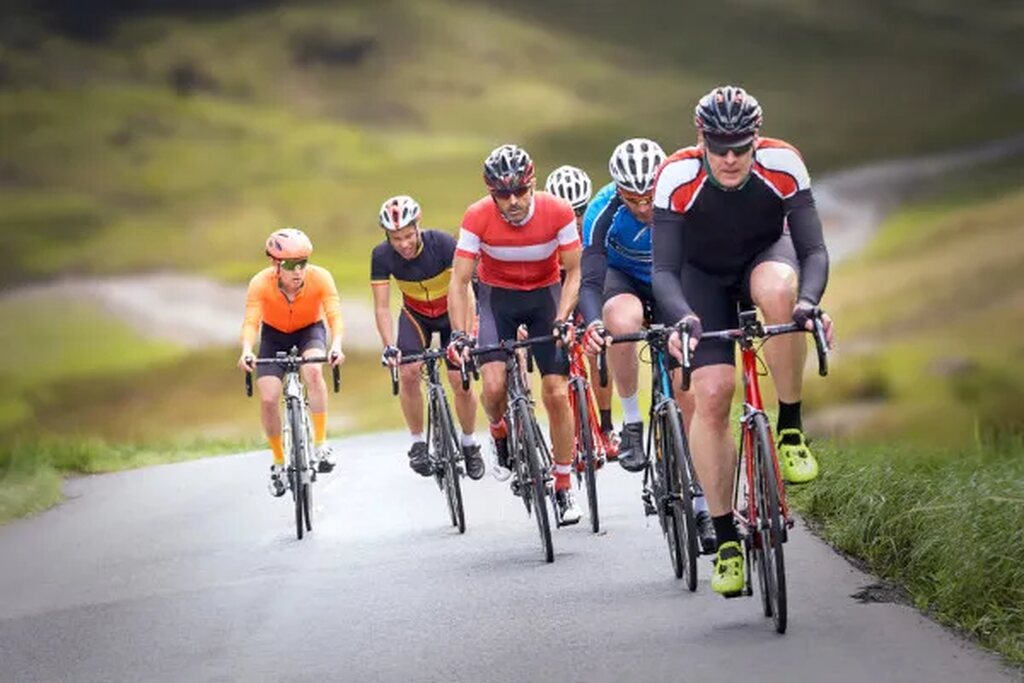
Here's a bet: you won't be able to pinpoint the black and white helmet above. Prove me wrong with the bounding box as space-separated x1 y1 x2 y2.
608 138 665 195
544 165 592 211
378 195 422 231
482 144 536 191
694 85 763 143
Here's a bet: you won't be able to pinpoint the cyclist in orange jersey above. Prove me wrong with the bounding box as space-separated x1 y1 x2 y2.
238 228 345 497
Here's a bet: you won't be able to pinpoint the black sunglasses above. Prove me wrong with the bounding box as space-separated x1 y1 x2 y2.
491 186 531 200
573 205 588 218
704 137 755 157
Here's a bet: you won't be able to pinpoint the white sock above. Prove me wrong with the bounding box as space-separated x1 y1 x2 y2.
621 391 642 424
693 494 709 515
411 433 424 444
461 432 477 447
554 463 573 476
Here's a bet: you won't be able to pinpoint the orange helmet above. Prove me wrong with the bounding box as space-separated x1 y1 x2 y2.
265 228 313 260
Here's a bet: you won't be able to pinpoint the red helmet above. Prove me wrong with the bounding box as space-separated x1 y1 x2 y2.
265 228 313 260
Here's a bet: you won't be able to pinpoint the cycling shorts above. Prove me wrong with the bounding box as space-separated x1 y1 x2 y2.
257 321 327 379
683 233 798 370
476 283 569 377
397 307 457 370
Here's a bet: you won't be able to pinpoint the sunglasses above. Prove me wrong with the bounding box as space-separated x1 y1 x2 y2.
573 205 588 218
619 191 653 206
704 138 755 157
278 258 309 271
491 186 531 200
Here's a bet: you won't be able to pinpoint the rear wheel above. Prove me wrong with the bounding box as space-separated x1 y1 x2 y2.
752 413 787 633
574 382 600 533
518 402 553 563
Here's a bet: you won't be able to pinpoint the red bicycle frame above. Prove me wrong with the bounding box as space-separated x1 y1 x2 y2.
567 340 607 467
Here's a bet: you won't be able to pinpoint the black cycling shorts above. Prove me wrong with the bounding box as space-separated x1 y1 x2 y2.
683 233 799 370
476 282 569 377
397 307 457 370
257 321 327 379
603 268 681 369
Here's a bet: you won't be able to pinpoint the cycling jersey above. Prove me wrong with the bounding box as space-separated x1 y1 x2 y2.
651 137 829 324
579 182 652 322
241 265 343 347
456 192 579 290
370 229 456 318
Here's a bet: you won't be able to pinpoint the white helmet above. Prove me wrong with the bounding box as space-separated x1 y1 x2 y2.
378 195 422 231
545 165 592 211
608 138 665 195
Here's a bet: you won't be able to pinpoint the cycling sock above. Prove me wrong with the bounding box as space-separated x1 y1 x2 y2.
600 409 613 432
693 494 709 515
268 434 285 465
621 391 642 424
554 463 572 491
312 412 327 445
460 432 477 447
713 514 739 548
411 432 424 444
777 400 802 438
489 418 508 440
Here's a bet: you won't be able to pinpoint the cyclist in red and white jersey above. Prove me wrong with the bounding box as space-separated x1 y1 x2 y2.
652 85 835 595
448 144 584 524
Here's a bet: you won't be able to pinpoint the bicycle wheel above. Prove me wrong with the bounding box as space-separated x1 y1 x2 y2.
288 402 307 540
573 382 600 533
665 404 698 592
517 401 553 563
652 415 684 579
437 398 466 534
752 412 786 633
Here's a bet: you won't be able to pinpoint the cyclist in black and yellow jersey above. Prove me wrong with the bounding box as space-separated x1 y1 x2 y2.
371 195 485 480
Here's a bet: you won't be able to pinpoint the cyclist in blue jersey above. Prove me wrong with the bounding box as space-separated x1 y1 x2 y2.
579 138 714 547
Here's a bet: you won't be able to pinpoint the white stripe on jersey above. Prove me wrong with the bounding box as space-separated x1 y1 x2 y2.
654 157 702 210
755 147 811 192
480 239 560 262
456 228 482 254
556 221 579 246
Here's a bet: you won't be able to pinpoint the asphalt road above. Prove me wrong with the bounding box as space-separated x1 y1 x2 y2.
0 432 1016 683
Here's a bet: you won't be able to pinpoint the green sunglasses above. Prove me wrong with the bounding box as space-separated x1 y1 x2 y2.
278 258 309 271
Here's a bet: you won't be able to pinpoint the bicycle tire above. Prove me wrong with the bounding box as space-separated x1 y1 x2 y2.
288 402 307 540
574 382 600 533
437 396 466 534
752 412 787 633
653 415 684 579
518 401 554 563
665 404 698 591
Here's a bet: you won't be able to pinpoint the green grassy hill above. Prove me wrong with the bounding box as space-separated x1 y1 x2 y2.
2 0 1021 288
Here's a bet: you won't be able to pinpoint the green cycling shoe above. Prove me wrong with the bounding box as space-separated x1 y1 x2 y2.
711 541 745 596
776 428 819 484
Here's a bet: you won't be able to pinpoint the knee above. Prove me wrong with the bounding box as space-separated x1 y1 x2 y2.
752 270 797 317
602 297 641 334
259 394 279 412
398 364 421 389
302 366 326 389
694 374 735 422
541 379 568 408
481 378 504 406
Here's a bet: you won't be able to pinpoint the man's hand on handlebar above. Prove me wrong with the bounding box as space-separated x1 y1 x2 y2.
552 319 575 347
381 345 401 368
329 342 346 368
792 300 835 349
667 315 703 364
238 351 256 373
583 320 610 357
447 331 476 366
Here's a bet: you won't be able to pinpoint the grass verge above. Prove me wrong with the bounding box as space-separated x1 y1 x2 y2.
790 435 1024 666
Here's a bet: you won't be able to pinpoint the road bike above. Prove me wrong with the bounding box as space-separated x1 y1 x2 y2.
566 326 609 533
246 347 340 540
389 348 470 533
681 309 829 633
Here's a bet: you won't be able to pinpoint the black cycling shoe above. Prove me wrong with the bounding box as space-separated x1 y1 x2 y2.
462 444 485 481
408 441 432 477
696 510 716 554
617 422 647 473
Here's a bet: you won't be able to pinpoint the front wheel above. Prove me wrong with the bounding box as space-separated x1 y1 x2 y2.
752 413 786 633
288 402 310 540
665 405 698 592
518 402 553 563
437 398 466 534
574 382 600 533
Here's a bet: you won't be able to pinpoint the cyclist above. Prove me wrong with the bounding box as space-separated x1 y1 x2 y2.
238 228 346 497
545 165 618 457
448 144 584 525
652 85 834 595
371 195 484 480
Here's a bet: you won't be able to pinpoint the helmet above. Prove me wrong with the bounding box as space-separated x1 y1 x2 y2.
482 144 535 191
265 228 313 259
544 165 592 211
694 85 762 143
378 195 422 231
608 138 666 195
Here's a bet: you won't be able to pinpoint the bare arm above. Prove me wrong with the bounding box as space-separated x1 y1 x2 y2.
371 282 395 347
557 246 582 323
448 256 477 335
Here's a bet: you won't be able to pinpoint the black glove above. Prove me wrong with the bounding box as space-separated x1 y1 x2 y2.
380 345 400 367
792 300 821 330
552 319 575 346
678 315 703 342
446 331 475 366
